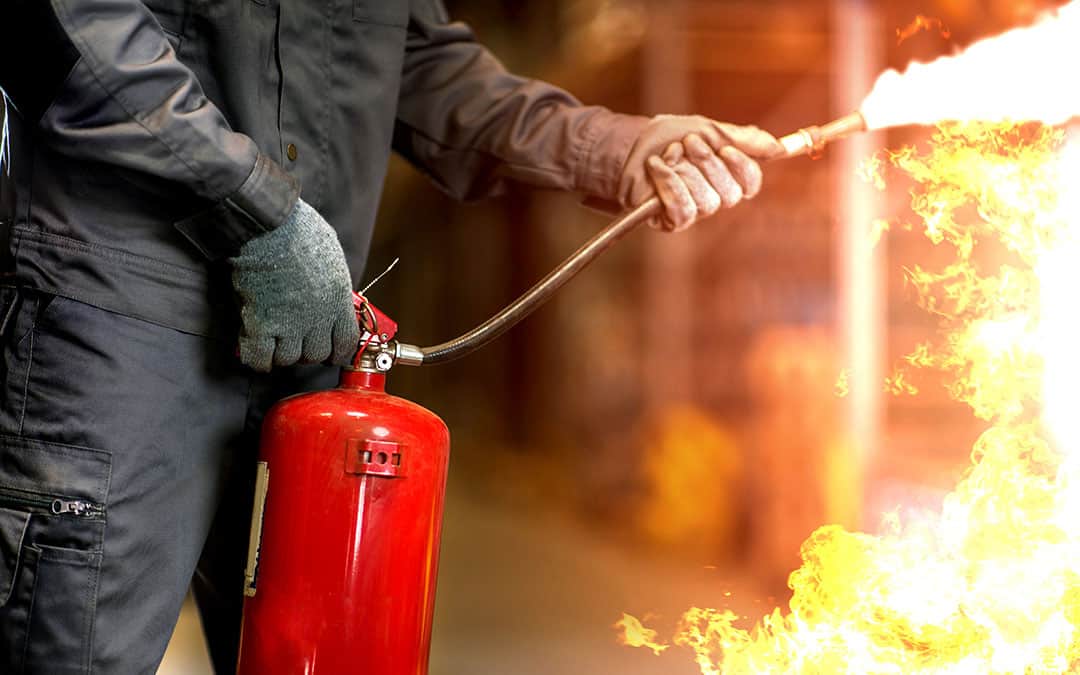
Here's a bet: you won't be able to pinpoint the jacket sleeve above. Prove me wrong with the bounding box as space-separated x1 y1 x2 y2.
392 1 649 203
0 0 299 258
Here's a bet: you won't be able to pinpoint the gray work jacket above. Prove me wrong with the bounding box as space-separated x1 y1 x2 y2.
0 0 644 336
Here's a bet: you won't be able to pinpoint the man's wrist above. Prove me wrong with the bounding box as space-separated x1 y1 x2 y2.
575 108 649 204
175 153 301 261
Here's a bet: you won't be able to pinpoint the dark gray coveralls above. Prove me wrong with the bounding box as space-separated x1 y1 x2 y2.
0 1 645 672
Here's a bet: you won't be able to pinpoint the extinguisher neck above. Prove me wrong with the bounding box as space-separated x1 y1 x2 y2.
338 369 387 392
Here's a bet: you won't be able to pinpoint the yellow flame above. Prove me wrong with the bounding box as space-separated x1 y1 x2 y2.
862 3 1080 130
884 369 919 396
618 123 1080 672
615 613 669 656
834 369 850 398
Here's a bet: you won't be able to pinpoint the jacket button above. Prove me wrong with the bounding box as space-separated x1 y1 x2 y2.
286 143 298 161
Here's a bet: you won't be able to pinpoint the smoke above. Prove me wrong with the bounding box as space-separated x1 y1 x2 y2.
861 2 1080 130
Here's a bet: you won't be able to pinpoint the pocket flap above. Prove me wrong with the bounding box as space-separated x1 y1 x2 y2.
0 435 111 505
0 505 30 606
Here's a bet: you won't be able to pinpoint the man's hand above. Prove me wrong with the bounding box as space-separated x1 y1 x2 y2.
619 115 784 232
230 199 360 372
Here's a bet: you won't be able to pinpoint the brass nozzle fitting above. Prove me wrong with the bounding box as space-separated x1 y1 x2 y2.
777 111 868 159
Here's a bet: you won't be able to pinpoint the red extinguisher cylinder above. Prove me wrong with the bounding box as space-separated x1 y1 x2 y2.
237 369 450 675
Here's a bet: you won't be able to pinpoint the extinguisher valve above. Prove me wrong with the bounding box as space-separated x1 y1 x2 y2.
373 351 395 372
349 292 426 372
393 342 424 367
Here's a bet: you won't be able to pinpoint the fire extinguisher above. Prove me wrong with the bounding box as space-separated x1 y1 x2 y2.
234 114 867 675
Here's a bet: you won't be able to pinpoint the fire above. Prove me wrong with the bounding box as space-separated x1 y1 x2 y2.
619 122 1080 672
862 3 1080 131
896 15 951 45
615 613 669 656
834 369 849 398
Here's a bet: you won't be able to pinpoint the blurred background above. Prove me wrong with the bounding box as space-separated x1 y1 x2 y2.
159 0 1066 673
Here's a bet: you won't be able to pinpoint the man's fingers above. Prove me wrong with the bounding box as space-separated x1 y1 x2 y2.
273 336 303 367
685 133 743 208
719 145 764 199
662 140 684 165
671 161 721 229
301 330 333 364
329 314 361 366
712 122 786 159
646 155 697 230
239 335 275 373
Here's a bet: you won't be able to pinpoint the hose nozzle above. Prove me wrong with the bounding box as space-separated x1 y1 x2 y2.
777 111 867 159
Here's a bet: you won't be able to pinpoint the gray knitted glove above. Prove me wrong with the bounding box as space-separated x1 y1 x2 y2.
230 198 359 372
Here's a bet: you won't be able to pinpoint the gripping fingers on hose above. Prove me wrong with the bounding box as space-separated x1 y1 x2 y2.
685 133 743 208
719 145 764 199
647 141 731 232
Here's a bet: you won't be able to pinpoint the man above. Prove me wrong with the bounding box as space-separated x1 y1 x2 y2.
0 1 781 673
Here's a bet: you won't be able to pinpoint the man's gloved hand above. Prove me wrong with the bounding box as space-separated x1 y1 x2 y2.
230 198 360 372
619 115 785 232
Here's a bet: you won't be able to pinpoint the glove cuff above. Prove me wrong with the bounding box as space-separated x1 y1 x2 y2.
575 108 649 204
175 153 301 260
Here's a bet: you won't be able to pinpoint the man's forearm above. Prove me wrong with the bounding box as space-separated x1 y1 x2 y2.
393 8 648 203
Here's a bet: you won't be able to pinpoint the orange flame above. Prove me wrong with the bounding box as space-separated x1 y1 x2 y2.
863 3 1080 130
619 123 1080 672
896 15 951 45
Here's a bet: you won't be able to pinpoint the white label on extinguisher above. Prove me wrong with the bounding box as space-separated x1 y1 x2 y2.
244 461 270 597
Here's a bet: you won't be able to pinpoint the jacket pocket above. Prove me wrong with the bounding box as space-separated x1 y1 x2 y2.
354 0 408 27
0 506 30 606
0 435 110 675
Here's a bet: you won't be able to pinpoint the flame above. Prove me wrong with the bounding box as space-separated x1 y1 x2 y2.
834 369 850 398
862 3 1080 130
615 613 669 656
896 15 952 45
618 123 1080 672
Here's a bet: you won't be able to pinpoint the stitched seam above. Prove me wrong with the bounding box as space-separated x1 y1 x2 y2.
82 554 98 674
0 291 20 338
49 2 228 198
575 114 603 193
20 550 37 670
317 0 333 207
86 459 110 674
17 301 34 436
13 226 205 280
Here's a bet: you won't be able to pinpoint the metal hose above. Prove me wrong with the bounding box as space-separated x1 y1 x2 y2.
416 198 661 365
397 112 868 367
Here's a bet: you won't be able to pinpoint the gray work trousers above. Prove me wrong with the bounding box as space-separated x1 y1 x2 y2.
0 287 336 674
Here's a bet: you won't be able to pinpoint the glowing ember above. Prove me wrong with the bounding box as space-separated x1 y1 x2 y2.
862 3 1080 130
618 123 1080 672
896 15 951 45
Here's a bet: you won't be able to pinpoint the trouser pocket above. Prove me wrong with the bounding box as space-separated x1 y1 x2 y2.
0 434 111 675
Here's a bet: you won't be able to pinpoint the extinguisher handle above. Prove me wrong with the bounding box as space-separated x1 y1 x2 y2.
406 197 661 366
